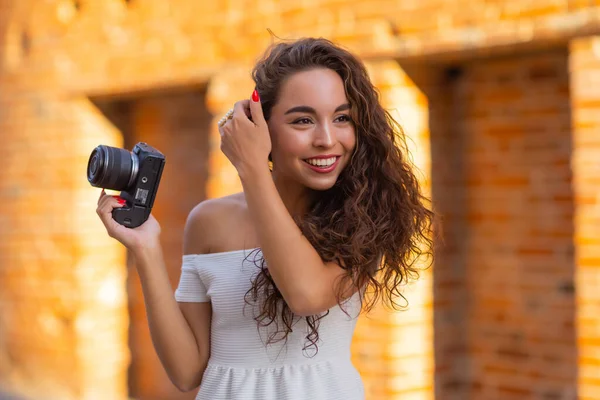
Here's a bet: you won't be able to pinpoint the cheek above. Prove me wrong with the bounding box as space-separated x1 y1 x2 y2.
340 128 357 152
272 128 311 156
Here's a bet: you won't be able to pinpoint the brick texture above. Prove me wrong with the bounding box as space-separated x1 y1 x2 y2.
570 36 600 400
406 49 577 400
441 51 576 400
0 0 599 399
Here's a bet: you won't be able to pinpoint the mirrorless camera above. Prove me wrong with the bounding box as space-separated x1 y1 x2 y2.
87 142 165 228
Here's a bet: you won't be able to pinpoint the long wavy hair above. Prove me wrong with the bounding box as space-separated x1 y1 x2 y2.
244 37 434 356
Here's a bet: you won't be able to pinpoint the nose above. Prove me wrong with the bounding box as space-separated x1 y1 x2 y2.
313 122 334 148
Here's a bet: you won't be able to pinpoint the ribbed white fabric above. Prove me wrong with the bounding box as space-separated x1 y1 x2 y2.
174 248 365 400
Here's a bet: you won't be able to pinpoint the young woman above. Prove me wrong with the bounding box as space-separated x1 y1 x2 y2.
96 37 434 400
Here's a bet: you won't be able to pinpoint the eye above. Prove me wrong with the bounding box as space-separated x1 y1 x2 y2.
335 114 352 123
293 117 313 125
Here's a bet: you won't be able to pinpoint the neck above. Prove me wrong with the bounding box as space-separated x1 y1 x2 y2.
271 170 313 217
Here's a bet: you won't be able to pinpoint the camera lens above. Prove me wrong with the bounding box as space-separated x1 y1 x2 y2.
87 145 138 190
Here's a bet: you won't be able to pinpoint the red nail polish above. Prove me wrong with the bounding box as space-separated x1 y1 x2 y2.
252 89 259 102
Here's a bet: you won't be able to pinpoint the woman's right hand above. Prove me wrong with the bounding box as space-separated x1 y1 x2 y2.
96 189 161 254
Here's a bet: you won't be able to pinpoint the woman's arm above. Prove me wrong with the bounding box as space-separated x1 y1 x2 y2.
240 168 355 317
220 98 356 317
134 243 211 392
96 191 210 392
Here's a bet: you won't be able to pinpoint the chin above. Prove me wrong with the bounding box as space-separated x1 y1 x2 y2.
303 175 341 191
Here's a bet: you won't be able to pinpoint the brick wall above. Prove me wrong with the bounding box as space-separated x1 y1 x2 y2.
405 63 473 399
570 36 600 400
4 0 600 95
406 49 577 399
0 91 131 400
404 49 577 399
1 0 600 399
456 51 576 399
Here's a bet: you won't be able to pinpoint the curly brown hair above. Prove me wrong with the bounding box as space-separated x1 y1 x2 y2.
243 37 434 356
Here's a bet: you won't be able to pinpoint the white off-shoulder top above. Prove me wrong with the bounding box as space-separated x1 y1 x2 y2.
175 248 365 400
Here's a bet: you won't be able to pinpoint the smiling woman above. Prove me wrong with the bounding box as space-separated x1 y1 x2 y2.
95 37 434 400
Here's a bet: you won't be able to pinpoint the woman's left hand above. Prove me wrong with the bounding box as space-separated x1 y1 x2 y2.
219 91 272 177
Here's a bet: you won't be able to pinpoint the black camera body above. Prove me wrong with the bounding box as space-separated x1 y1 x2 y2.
87 142 166 228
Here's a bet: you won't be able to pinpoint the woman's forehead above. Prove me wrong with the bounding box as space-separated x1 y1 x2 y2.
276 69 348 109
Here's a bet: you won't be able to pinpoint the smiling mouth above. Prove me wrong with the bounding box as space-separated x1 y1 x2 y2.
303 156 339 168
302 156 341 173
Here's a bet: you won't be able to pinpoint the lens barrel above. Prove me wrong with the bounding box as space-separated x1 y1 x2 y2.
87 145 138 190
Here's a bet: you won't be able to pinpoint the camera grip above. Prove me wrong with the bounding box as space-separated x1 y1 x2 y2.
112 203 151 228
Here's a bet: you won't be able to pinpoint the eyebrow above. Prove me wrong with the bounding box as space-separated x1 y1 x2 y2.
284 103 351 115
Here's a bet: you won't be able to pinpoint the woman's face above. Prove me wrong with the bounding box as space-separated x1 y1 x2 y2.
267 68 356 192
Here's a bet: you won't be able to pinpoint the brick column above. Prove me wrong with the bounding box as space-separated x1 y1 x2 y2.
0 93 130 400
351 60 434 400
569 36 600 400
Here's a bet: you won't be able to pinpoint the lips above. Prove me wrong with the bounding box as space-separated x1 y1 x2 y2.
302 156 341 173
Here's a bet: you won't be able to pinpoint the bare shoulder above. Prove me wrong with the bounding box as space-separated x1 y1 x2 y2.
183 192 251 255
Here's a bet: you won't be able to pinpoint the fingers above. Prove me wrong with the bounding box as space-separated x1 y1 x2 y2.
96 192 126 232
218 96 261 132
232 100 252 122
97 192 124 209
249 89 265 126
219 101 250 136
98 188 106 205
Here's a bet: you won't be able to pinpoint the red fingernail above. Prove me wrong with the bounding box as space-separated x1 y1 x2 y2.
252 89 259 102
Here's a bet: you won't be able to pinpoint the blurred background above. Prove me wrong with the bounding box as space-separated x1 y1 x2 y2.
0 0 599 399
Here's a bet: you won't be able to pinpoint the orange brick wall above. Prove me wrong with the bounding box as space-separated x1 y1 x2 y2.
450 51 576 399
570 36 600 400
1 1 600 399
0 92 132 400
407 49 577 399
406 64 474 399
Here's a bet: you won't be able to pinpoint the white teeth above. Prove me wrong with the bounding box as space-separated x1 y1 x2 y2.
305 157 337 167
